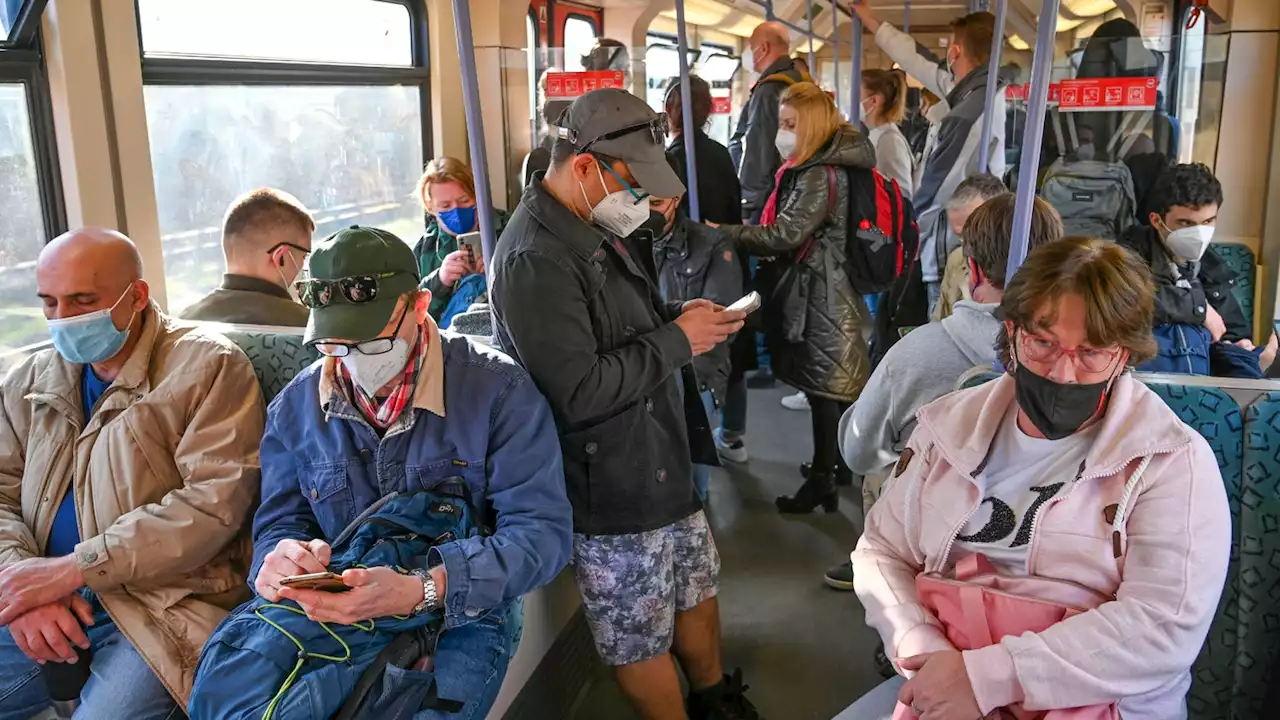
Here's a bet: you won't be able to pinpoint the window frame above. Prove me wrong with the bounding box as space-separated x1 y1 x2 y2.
135 0 433 159
1 0 49 49
0 34 67 242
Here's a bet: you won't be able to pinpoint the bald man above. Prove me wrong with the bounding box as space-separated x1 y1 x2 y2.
0 228 264 718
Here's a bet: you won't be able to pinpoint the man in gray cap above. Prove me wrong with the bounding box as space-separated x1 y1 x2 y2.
491 89 757 719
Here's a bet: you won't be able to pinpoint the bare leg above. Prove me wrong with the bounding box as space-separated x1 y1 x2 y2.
672 596 724 691
614 652 688 720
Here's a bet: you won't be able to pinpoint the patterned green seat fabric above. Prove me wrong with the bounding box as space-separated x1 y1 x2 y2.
223 330 319 404
1235 392 1280 718
1212 243 1255 334
955 367 1002 391
1147 384 1243 720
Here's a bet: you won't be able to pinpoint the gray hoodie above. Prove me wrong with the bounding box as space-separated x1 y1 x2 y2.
839 300 1000 475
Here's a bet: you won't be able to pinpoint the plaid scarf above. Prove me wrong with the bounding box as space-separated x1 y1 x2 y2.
340 329 423 430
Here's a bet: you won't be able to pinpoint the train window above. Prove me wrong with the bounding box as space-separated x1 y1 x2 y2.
562 15 597 72
139 0 430 315
137 0 413 66
0 18 67 363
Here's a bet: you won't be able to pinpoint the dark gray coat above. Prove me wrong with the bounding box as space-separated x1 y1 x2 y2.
723 128 876 403
653 218 743 405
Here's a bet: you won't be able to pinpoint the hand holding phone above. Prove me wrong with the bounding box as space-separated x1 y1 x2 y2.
279 571 351 593
725 291 762 315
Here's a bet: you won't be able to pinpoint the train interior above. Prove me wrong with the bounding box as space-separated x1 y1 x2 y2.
3 0 1280 718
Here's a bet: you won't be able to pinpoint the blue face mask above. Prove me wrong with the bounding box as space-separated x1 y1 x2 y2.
47 285 136 364
439 206 477 235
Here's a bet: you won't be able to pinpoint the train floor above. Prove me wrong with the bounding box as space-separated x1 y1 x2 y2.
568 384 886 720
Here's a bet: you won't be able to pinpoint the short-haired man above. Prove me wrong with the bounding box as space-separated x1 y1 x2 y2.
181 187 314 326
933 174 1009 321
1120 162 1277 375
852 2 1006 315
824 194 1064 592
491 88 754 719
0 228 264 717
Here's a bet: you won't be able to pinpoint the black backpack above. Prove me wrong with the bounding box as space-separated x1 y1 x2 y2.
824 166 919 295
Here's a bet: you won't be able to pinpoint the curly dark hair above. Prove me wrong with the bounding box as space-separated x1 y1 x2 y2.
1151 162 1223 216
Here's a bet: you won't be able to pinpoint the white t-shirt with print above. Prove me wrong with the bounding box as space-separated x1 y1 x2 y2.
952 406 1098 576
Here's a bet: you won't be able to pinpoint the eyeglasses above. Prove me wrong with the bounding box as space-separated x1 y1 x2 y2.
267 242 310 257
293 272 405 309
313 305 410 358
1016 329 1122 374
557 115 669 151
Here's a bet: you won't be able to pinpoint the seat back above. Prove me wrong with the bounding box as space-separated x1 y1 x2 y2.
1234 392 1280 718
1211 243 1255 333
220 326 319 403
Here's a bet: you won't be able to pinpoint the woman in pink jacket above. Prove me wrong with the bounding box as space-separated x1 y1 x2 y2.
841 236 1231 720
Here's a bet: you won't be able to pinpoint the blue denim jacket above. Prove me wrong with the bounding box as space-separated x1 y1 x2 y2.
250 327 573 629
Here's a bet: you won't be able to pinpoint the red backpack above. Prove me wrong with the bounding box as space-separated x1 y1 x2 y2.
825 166 919 295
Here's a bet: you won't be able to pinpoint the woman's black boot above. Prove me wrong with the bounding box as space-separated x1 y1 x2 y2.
776 471 838 514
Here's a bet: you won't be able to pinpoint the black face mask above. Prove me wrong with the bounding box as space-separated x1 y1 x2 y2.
1013 362 1110 440
635 210 668 240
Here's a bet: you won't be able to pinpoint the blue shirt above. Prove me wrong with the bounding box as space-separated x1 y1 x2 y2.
45 367 111 557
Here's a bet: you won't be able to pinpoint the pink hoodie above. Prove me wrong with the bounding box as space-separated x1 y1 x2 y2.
852 374 1230 720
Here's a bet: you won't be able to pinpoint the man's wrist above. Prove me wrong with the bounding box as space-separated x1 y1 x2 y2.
56 555 85 593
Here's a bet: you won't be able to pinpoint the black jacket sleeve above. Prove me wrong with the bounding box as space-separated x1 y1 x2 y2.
492 249 693 426
1201 248 1250 342
738 82 787 213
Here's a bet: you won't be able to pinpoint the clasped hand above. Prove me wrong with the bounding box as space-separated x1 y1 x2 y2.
258 538 442 625
897 650 984 720
0 555 90 664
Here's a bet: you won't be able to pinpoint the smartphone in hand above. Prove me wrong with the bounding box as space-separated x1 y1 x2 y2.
458 232 482 261
725 291 762 315
279 571 350 593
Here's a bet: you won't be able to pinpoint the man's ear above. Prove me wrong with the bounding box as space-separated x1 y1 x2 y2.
132 279 151 312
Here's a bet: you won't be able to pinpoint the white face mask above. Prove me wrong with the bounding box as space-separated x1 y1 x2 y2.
579 162 650 237
341 337 412 397
775 129 797 160
1162 221 1216 262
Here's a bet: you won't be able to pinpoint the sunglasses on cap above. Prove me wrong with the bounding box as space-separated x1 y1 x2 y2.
293 271 406 309
556 114 669 152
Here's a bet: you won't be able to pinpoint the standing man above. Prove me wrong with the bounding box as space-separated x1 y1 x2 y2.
0 228 263 718
491 88 756 720
180 187 313 326
851 1 1005 315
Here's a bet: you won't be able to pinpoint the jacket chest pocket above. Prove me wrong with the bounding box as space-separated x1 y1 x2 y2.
669 251 710 300
298 462 355 537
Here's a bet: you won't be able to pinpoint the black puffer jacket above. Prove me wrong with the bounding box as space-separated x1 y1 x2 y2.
654 217 743 405
1118 224 1249 341
721 128 876 403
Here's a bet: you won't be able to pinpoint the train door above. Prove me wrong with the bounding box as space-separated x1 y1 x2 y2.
554 1 603 71
699 45 740 147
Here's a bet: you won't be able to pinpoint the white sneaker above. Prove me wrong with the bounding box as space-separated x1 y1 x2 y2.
713 428 749 464
781 391 810 411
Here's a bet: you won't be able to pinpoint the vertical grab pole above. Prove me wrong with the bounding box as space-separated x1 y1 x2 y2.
450 0 497 268
977 0 1006 173
1006 0 1062 280
675 0 701 222
832 4 841 113
806 0 816 76
766 0 775 22
849 3 862 122
904 0 911 34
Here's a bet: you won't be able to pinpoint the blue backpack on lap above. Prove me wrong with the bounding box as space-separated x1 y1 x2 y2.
188 487 483 720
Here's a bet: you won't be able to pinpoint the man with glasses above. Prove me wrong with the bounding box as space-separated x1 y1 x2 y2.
491 88 757 719
251 226 572 718
181 187 313 327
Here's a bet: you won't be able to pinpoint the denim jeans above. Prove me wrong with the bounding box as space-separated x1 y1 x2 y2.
720 374 748 437
831 676 904 720
692 391 716 500
0 601 179 720
416 597 524 719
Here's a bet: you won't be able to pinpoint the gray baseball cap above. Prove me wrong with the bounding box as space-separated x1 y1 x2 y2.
556 88 686 199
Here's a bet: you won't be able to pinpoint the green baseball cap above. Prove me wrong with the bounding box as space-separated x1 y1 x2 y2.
302 226 419 344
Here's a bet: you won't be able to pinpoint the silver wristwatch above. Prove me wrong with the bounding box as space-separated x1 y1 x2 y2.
410 569 439 615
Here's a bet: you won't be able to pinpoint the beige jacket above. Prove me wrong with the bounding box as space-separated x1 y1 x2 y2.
0 303 264 704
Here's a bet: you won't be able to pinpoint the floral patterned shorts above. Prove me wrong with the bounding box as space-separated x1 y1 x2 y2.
572 511 721 666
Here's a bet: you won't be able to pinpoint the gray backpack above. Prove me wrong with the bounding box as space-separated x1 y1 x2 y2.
1038 158 1137 241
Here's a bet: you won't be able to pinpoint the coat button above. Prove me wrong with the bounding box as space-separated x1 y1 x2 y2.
85 552 97 562
1196 306 1205 313
686 267 694 275
645 398 655 412
359 448 373 458
656 468 667 482
585 442 598 455
311 488 319 500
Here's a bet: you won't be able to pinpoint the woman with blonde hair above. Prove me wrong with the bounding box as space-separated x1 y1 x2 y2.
410 157 510 324
861 68 915 198
717 81 877 514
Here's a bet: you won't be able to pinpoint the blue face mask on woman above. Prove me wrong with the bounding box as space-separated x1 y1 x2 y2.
47 284 137 364
439 206 477 235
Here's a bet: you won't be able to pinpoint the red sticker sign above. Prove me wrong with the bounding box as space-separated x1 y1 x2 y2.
711 97 732 115
1004 83 1061 104
1058 77 1158 112
544 71 627 99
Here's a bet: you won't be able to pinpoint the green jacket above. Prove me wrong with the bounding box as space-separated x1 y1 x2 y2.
411 208 511 320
